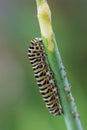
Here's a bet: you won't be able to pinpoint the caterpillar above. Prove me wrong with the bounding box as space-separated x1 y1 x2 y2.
28 38 63 116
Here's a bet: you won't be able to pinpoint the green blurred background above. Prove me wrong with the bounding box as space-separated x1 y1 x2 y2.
0 0 87 130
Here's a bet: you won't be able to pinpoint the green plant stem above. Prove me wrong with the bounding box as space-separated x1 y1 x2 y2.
35 0 83 130
36 0 47 7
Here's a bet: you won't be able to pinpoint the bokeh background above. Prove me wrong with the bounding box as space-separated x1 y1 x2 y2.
0 0 87 130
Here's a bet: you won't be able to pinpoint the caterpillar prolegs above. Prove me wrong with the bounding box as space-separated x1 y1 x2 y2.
28 38 63 116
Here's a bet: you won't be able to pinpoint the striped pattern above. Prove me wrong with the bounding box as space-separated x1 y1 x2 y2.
28 38 62 116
